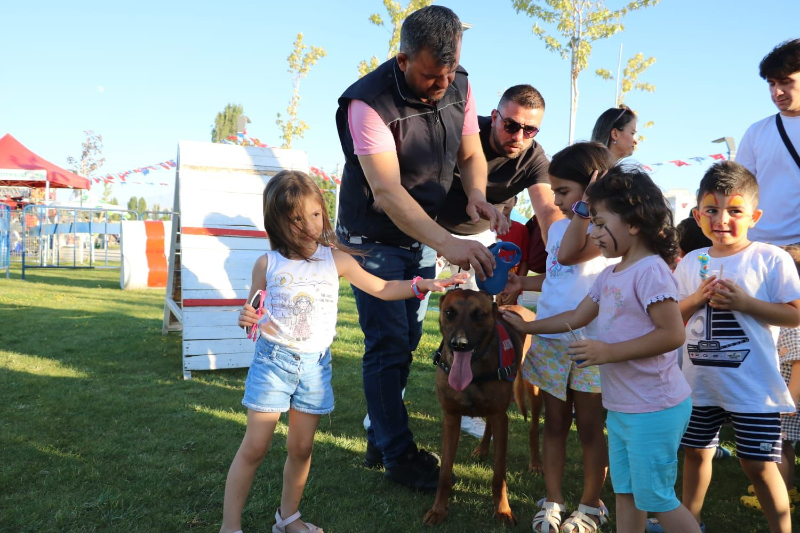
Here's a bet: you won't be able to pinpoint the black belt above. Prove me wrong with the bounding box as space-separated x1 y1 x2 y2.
337 225 422 251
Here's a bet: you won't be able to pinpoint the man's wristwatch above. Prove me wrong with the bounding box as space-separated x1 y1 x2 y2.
571 200 590 219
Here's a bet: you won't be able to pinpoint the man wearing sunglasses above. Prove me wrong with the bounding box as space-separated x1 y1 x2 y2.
437 84 561 293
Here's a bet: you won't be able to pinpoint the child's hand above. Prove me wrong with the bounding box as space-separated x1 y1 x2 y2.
568 339 612 367
689 275 717 308
499 308 533 334
706 279 749 312
498 273 522 305
421 272 469 293
238 303 259 329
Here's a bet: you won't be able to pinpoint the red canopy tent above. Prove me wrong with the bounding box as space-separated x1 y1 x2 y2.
0 134 91 190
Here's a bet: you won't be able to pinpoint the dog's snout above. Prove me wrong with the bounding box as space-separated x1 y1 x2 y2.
450 334 469 351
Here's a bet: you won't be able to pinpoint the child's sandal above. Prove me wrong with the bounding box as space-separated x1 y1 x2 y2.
272 508 322 533
532 499 566 533
560 501 609 533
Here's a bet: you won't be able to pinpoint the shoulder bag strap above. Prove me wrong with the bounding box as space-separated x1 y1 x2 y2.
776 113 800 170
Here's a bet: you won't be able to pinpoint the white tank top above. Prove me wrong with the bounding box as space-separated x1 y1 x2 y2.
257 244 339 353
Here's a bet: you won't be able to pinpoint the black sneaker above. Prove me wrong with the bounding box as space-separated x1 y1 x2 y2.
384 442 455 492
364 441 384 469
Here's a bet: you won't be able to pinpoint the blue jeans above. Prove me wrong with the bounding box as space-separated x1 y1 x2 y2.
342 237 436 468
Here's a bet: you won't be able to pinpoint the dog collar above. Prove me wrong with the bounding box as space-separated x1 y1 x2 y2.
432 323 517 384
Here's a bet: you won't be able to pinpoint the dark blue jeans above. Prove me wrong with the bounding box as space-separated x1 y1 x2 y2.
343 238 436 468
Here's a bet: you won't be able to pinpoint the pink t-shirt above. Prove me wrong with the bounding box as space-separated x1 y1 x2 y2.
348 81 479 155
588 254 692 414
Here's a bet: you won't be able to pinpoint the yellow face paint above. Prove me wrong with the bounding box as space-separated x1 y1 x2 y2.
697 192 753 244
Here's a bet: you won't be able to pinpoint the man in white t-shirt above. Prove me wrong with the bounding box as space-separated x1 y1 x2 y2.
737 38 800 246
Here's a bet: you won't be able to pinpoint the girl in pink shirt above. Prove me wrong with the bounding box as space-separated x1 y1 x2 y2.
502 166 700 533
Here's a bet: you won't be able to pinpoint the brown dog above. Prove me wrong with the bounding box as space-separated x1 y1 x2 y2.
472 325 543 476
423 289 537 526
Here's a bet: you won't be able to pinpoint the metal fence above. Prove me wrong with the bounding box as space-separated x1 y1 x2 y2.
21 205 140 280
0 205 9 278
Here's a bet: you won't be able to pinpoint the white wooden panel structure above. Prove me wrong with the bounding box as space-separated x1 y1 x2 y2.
120 220 173 289
162 141 308 378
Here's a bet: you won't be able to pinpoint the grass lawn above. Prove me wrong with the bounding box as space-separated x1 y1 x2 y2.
1 265 795 532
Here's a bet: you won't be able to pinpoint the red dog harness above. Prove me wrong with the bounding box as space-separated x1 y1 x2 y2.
432 322 518 383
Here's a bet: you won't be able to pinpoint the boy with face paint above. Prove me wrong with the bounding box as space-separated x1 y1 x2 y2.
671 161 800 533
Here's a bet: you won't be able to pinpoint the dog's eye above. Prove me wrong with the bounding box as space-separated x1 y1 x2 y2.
444 309 456 319
472 310 489 320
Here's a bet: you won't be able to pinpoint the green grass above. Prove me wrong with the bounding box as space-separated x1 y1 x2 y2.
1 265 796 532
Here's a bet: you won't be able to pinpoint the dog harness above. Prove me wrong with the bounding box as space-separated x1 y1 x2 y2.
433 322 517 383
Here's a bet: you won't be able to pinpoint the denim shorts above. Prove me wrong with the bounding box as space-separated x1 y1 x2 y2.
606 397 692 512
242 338 334 415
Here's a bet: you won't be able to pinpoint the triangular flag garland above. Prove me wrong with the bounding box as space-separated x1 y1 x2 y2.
91 160 176 186
641 154 727 172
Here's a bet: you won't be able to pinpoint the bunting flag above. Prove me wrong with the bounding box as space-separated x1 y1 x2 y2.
91 159 177 186
309 165 341 185
637 153 728 172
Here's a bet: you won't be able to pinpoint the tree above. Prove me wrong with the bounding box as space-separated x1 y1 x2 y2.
67 130 105 178
512 0 659 145
137 197 148 216
127 196 138 213
276 34 327 149
357 0 435 77
596 50 656 140
211 104 244 143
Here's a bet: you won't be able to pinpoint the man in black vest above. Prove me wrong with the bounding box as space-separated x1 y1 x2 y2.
335 5 504 491
437 84 561 301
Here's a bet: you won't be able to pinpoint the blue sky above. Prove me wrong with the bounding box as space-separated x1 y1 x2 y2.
2 1 798 208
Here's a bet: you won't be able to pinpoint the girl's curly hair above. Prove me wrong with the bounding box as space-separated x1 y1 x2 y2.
585 165 679 264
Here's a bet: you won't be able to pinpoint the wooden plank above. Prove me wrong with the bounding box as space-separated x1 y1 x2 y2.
179 188 264 228
184 338 254 356
183 307 241 327
183 352 253 371
182 227 268 239
183 325 245 340
181 249 262 289
180 234 268 251
184 298 246 306
177 170 274 194
178 141 308 172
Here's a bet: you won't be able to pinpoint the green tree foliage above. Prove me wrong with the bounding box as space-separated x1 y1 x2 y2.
211 104 244 143
67 130 105 178
512 0 659 145
127 196 138 213
596 51 656 140
276 34 326 149
357 0 435 78
137 197 148 216
308 174 337 224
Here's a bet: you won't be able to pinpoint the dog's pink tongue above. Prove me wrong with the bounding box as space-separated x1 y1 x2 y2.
448 350 474 391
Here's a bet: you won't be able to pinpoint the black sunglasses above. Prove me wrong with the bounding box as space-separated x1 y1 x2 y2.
496 110 539 139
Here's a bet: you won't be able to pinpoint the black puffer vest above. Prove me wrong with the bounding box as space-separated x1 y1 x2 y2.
336 58 469 247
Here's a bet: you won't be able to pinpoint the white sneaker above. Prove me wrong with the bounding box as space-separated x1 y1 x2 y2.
460 416 486 438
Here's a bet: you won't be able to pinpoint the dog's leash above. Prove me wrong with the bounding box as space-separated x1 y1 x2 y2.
432 322 518 384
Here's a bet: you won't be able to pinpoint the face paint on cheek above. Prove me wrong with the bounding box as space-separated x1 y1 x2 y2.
604 226 619 251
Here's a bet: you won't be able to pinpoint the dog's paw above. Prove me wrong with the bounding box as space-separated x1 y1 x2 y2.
470 445 490 461
494 508 517 527
422 507 448 526
528 458 544 476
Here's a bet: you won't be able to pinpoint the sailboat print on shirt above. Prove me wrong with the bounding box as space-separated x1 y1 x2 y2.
687 304 750 368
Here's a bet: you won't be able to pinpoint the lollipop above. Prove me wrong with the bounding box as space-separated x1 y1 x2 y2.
698 252 710 279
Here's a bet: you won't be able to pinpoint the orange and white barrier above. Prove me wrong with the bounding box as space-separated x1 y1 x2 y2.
121 220 173 289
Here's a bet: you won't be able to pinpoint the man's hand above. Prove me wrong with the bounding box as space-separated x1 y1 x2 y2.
438 235 496 281
568 339 613 367
465 189 509 235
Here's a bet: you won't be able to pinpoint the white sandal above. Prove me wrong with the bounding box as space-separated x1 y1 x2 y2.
532 499 567 533
560 501 609 533
272 508 322 533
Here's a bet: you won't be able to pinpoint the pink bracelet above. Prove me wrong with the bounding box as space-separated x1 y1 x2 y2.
411 276 427 300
